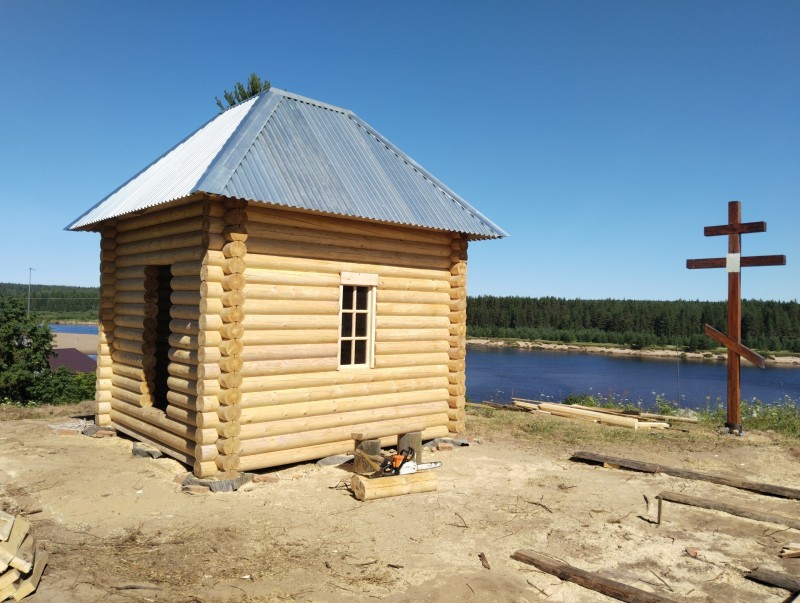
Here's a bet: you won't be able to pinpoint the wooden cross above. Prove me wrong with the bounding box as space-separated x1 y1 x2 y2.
686 201 786 432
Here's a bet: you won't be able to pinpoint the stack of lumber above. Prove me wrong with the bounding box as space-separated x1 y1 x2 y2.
0 512 47 601
510 398 696 430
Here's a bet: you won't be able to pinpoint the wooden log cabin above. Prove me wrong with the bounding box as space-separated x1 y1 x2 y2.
68 88 506 477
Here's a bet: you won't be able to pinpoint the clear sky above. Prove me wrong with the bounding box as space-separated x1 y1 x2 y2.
1 1 797 302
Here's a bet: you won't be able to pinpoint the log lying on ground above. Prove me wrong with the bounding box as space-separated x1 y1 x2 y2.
568 404 698 424
745 567 800 593
351 472 438 501
656 491 800 530
511 550 678 603
571 451 800 500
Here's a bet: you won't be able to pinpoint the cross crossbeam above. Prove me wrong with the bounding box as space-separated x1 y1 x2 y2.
686 201 786 432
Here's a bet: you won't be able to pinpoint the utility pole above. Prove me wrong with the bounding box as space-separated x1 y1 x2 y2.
27 267 38 316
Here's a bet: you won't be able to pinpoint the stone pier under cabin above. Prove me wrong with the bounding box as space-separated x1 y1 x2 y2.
68 88 506 477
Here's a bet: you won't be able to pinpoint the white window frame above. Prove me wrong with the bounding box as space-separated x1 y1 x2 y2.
338 272 378 369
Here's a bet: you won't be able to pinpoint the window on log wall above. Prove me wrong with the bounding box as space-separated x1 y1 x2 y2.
339 272 377 368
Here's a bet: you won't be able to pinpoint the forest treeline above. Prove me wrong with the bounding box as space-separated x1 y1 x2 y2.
0 283 99 321
467 296 800 353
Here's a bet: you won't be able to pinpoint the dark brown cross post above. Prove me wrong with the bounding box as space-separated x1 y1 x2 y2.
686 201 786 433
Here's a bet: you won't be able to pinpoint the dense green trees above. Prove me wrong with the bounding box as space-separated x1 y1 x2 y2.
0 297 95 405
467 296 800 353
215 73 271 111
0 283 98 321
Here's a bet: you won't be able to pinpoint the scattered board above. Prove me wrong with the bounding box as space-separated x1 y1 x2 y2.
0 514 46 601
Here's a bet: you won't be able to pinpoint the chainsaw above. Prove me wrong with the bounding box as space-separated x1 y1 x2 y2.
372 448 442 478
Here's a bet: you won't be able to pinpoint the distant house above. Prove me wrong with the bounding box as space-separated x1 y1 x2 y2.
49 348 96 373
68 88 506 477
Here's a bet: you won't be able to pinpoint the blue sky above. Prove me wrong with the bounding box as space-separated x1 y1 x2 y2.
1 1 797 301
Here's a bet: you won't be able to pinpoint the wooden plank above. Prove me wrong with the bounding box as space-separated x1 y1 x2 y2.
657 491 800 530
571 451 800 500
11 547 49 601
0 512 13 542
511 550 679 603
0 517 29 571
703 324 766 368
745 567 800 593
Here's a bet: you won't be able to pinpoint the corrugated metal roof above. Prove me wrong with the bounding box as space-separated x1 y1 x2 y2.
67 89 507 239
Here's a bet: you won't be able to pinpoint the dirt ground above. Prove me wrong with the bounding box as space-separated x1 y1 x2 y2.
2 406 799 603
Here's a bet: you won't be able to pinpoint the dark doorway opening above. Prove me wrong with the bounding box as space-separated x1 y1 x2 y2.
152 265 172 411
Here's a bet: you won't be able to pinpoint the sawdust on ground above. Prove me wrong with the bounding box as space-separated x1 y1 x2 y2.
1 405 799 602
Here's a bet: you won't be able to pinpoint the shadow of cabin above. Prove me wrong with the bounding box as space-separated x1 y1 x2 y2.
67 88 506 477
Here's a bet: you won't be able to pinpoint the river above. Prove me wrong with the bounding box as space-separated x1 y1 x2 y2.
466 345 800 410
50 325 800 410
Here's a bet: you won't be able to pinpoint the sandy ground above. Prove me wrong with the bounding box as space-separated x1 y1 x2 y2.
2 408 800 602
53 333 97 355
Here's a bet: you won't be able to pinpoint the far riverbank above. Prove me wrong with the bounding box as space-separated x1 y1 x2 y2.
467 338 800 367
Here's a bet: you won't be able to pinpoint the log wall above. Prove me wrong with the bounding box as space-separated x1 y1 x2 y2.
230 206 457 471
95 198 466 477
99 199 218 476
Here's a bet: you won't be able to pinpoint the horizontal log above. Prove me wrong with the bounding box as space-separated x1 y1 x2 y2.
167 376 219 397
447 419 465 433
215 453 240 472
240 400 448 439
193 460 218 478
244 253 449 281
376 315 451 329
240 377 447 410
217 422 241 438
166 391 220 413
222 273 246 291
114 303 156 318
115 247 205 268
511 550 678 603
373 352 450 369
111 374 149 394
219 322 245 340
112 401 218 445
199 314 223 331
116 232 204 256
239 413 448 456
351 472 438 501
112 350 155 369
216 437 240 455
171 275 202 291
242 269 339 288
745 568 800 594
223 240 247 258
242 314 339 330
241 343 338 362
112 363 146 381
378 276 450 292
200 297 225 315
247 207 452 245
200 263 225 282
194 444 219 462
374 328 450 343
112 423 193 467
239 364 448 393
218 355 244 373
220 306 245 323
244 283 338 302
217 405 242 422
168 333 199 352
168 361 221 381
171 290 201 306
235 425 449 471
375 341 450 355
114 327 150 344
218 372 243 389
377 289 450 304
242 299 339 316
114 198 204 232
240 357 339 377
111 385 153 408
221 290 246 307
114 278 150 292
169 318 199 335
219 339 244 356
240 329 338 346
571 451 800 500
113 338 154 355
171 304 201 321
200 280 225 298
223 257 246 274
246 221 451 258
171 260 203 277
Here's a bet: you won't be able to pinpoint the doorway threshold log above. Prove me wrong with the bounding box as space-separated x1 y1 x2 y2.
656 491 800 530
571 451 800 500
511 550 679 603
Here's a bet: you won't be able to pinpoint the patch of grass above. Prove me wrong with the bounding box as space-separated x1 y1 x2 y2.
698 396 800 438
0 399 94 421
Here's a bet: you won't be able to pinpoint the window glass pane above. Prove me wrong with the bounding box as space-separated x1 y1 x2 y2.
355 313 367 337
341 313 353 337
340 340 352 365
354 340 367 364
342 286 354 310
356 286 368 310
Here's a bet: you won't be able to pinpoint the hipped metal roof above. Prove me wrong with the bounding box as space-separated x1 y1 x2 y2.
68 88 507 239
